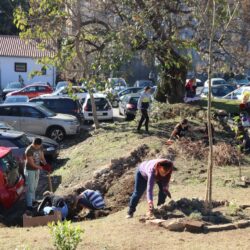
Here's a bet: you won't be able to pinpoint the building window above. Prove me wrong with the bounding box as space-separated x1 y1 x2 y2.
15 62 27 72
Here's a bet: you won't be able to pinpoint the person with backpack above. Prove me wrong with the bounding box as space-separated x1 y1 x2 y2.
126 159 173 218
137 86 152 133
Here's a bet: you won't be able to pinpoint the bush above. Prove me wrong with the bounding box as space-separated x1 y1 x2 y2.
49 220 84 250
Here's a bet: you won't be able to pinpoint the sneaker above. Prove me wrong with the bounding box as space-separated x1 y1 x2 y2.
126 213 133 219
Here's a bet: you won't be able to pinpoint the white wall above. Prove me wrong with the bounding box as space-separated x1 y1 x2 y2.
0 56 56 89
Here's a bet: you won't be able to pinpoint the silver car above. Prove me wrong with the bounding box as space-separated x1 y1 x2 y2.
0 103 80 142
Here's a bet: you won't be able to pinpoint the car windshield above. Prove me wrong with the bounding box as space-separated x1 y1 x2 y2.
56 82 68 89
5 96 28 103
130 97 139 105
0 152 19 186
212 86 235 97
0 122 14 130
16 135 31 147
138 81 154 87
213 80 226 85
235 75 247 80
87 98 110 111
37 105 56 117
6 82 22 89
110 79 126 87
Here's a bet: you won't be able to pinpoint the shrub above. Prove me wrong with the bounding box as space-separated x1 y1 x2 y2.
49 220 84 250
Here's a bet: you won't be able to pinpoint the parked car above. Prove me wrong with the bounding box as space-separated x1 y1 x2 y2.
117 87 143 99
6 84 53 99
111 87 143 107
0 103 80 142
234 74 250 86
2 82 25 100
134 80 155 88
4 95 29 104
30 96 84 124
203 78 228 87
106 78 127 94
0 121 59 160
119 93 140 120
0 130 58 161
200 84 236 99
223 86 250 100
56 81 69 90
83 93 113 121
42 86 88 104
0 147 25 209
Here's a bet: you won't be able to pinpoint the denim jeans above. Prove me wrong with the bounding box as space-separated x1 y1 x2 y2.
25 169 40 207
128 169 167 214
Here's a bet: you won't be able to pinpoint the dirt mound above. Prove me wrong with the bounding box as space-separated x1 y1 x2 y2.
168 139 242 166
66 144 150 218
153 198 250 224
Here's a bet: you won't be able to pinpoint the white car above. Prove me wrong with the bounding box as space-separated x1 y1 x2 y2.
223 86 250 100
41 86 88 104
204 78 227 87
82 93 113 121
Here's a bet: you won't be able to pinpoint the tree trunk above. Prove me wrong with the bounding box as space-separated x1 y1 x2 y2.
205 0 216 212
155 52 187 104
89 92 100 129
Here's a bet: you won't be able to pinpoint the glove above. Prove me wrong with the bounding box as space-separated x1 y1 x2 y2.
42 163 52 173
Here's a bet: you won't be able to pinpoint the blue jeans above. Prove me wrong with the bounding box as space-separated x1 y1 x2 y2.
25 169 40 207
128 169 167 214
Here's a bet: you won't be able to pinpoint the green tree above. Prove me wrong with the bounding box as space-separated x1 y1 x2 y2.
14 0 120 129
0 0 28 35
104 0 194 103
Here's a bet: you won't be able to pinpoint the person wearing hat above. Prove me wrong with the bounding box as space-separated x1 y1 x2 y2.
126 159 173 218
137 86 152 133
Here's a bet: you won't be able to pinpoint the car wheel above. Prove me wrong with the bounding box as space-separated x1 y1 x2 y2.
48 127 65 142
125 113 135 121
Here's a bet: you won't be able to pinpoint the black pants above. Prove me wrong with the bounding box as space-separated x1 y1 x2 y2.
137 109 149 131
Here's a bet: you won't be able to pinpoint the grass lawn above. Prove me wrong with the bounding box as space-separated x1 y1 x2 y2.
197 99 240 114
0 112 250 250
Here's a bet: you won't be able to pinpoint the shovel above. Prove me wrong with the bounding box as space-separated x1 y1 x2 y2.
42 164 53 192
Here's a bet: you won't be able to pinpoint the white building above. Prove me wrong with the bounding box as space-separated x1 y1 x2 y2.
0 35 56 89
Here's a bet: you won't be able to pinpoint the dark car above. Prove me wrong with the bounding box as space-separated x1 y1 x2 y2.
0 122 59 160
134 80 155 88
200 84 236 98
0 147 25 209
29 96 84 124
2 82 25 100
118 93 140 120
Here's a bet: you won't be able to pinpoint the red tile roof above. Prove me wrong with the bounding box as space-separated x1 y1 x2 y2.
0 35 54 58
